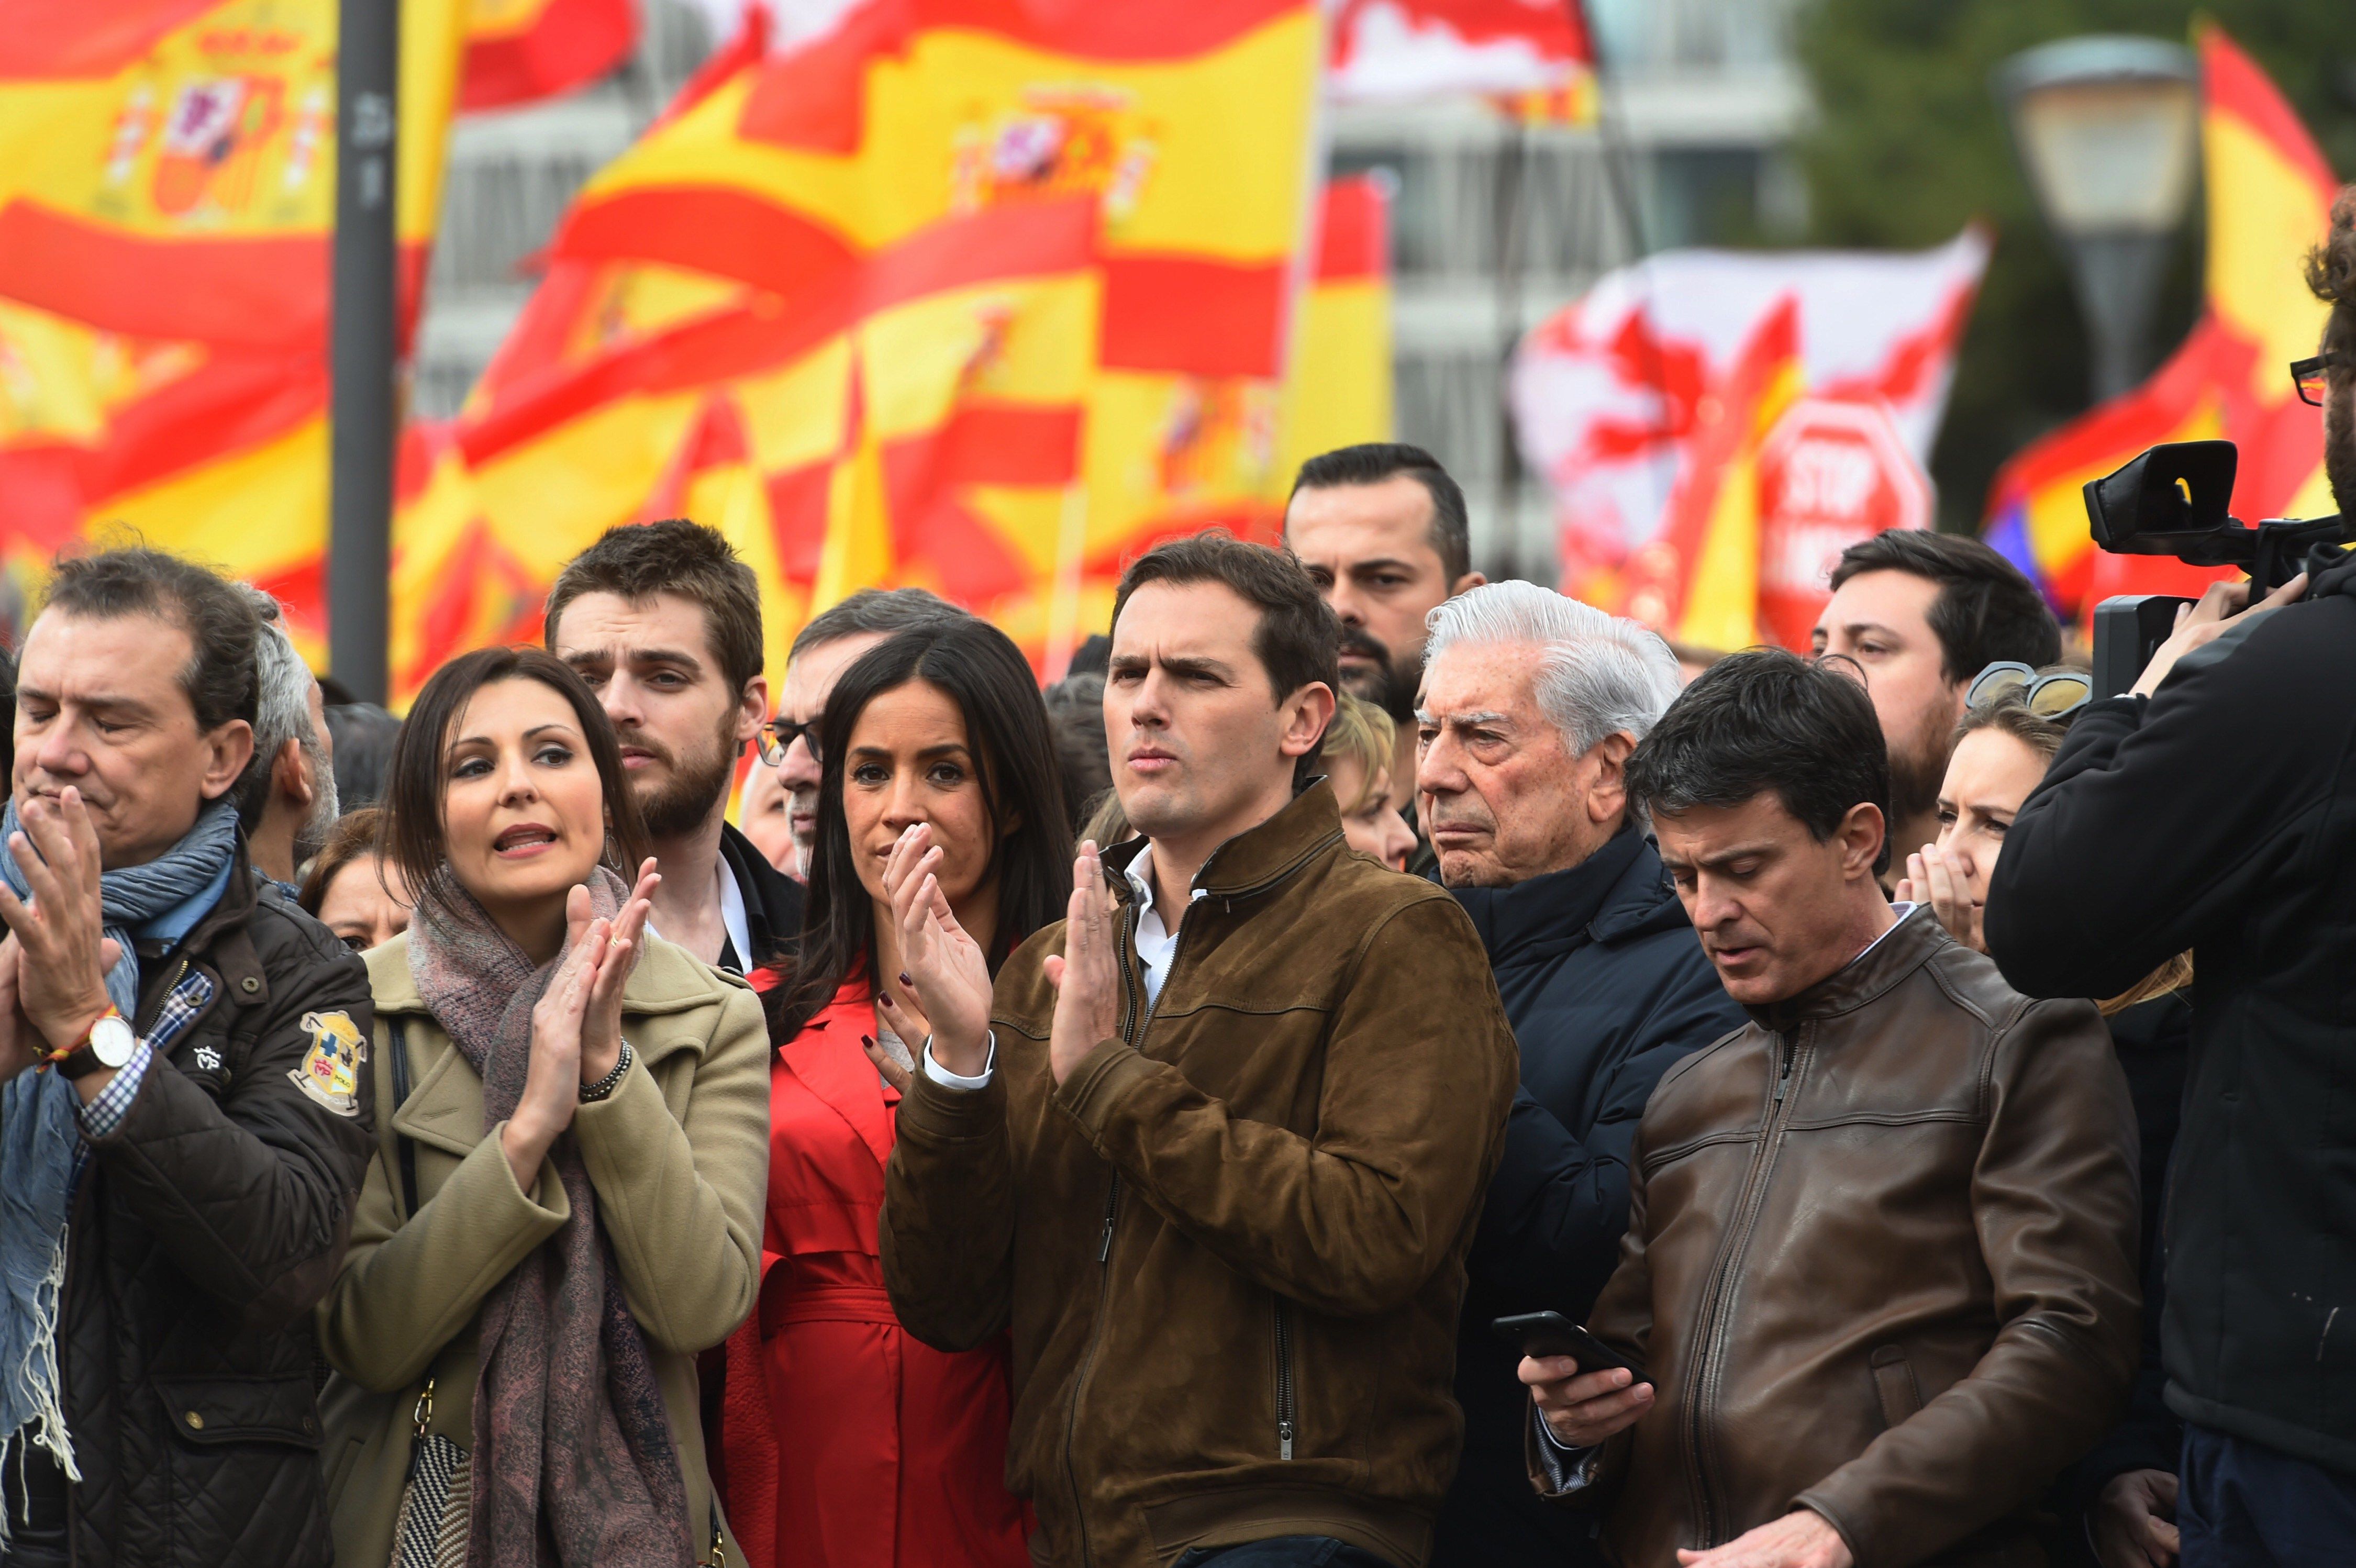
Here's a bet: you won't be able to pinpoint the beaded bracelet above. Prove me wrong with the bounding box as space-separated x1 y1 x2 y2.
580 1039 634 1103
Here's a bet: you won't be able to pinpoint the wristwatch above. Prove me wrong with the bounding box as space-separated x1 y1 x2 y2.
56 1009 138 1082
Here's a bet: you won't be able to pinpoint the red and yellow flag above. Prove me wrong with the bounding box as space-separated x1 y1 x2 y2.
0 0 468 662
460 0 635 111
1983 25 2338 620
1624 294 1804 650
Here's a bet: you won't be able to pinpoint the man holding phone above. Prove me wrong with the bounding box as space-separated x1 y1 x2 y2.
1521 650 2141 1568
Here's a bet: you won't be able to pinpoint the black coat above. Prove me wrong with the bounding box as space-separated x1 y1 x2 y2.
1429 830 1746 1567
1989 547 2356 1476
58 843 377 1567
718 818 805 970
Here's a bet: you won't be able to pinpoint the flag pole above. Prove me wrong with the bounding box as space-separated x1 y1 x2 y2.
329 0 399 704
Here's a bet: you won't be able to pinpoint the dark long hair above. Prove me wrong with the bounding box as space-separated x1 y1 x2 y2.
770 619 1074 1039
380 647 649 924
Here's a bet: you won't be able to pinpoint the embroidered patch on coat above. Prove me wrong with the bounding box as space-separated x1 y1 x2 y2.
290 1009 366 1116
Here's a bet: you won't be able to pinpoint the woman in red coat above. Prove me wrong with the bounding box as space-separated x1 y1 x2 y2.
724 617 1074 1568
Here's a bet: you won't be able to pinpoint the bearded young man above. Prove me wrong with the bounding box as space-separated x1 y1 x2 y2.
1808 532 2058 891
1284 444 1484 822
881 533 1517 1568
544 519 801 971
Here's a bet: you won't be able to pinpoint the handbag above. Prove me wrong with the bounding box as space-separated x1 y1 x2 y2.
382 1018 472 1568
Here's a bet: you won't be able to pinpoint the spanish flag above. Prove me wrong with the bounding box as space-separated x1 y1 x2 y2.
0 0 468 662
1982 25 2338 620
461 0 635 111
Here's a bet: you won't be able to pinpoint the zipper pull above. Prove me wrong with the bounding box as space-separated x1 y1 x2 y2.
1097 1178 1119 1264
1097 1213 1115 1263
1773 1042 1795 1104
1279 1420 1294 1460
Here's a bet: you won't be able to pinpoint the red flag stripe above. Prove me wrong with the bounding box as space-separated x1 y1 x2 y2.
460 0 637 112
1098 254 1287 377
1313 176 1388 282
0 0 222 81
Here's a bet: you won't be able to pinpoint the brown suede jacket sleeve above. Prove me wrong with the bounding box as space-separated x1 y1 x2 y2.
880 1060 1019 1354
1793 997 2142 1565
1055 892 1517 1318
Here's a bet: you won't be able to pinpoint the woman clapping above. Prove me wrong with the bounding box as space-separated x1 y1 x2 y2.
318 647 768 1567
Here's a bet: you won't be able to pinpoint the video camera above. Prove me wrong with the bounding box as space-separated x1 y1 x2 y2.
2082 440 2355 695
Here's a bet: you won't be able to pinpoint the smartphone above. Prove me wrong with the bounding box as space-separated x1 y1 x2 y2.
1490 1312 1647 1384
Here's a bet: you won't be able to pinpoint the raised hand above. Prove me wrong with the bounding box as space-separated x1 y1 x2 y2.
0 938 37 1087
1040 841 1121 1085
883 824 993 1077
501 899 609 1189
1901 844 1982 953
581 860 659 1084
0 788 118 1053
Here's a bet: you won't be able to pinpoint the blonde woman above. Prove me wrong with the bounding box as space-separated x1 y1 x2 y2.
1322 693 1418 872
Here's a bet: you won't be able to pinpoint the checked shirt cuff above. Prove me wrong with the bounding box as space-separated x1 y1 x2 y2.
76 1039 154 1141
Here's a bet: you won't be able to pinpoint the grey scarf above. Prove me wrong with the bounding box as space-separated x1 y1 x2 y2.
0 797 240 1500
407 866 692 1568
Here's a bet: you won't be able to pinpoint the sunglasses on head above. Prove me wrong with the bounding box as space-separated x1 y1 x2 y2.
1964 661 2090 719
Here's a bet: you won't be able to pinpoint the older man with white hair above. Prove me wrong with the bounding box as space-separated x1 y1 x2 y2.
1418 582 1747 1568
233 588 337 891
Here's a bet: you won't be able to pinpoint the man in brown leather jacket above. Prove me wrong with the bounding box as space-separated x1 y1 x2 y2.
881 532 1518 1568
1522 649 2141 1568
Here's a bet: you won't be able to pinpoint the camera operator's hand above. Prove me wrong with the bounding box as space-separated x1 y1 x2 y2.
2131 574 2307 698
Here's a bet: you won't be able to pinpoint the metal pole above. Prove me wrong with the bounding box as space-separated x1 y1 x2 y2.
1492 118 1530 583
329 0 398 704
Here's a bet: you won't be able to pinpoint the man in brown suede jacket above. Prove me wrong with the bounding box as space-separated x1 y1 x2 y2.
880 532 1519 1568
1522 649 2141 1568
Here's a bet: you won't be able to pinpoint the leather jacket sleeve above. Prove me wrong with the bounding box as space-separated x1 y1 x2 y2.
87 936 376 1332
1791 997 2142 1567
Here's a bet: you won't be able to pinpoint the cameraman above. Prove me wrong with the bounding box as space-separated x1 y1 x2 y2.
1986 187 2356 1568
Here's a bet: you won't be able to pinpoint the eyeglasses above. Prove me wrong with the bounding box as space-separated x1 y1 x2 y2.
1965 661 2090 719
2291 353 2350 407
755 716 820 767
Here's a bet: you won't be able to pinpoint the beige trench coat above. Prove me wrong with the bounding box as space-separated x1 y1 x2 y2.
317 930 769 1567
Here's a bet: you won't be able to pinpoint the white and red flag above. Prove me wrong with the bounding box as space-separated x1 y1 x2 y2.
1509 229 1991 631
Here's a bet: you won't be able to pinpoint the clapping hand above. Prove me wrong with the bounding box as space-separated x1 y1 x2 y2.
884 824 993 1078
0 789 118 1055
580 860 659 1085
501 896 613 1189
1040 841 1121 1086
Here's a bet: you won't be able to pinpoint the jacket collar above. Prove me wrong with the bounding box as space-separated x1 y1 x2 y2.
140 832 268 1021
1102 780 1344 906
1744 902 1945 1034
1449 827 1670 965
777 976 896 1170
718 820 805 966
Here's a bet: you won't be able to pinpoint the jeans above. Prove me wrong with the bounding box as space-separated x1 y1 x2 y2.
1174 1538 1398 1568
2179 1422 2356 1567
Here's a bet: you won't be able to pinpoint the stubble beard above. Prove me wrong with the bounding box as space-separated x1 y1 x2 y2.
1886 697 1957 841
634 714 740 842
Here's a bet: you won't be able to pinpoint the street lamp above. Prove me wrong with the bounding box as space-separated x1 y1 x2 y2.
1996 36 2201 402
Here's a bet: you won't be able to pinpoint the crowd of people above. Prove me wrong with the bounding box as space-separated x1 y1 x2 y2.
3 189 2355 1568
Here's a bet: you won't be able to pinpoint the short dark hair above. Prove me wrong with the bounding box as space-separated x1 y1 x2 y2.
1288 442 1471 583
2305 184 2356 348
325 702 402 810
787 587 966 662
543 519 765 694
1628 647 1894 875
380 647 648 923
1041 672 1110 834
1112 531 1340 788
1826 530 2060 683
42 548 260 735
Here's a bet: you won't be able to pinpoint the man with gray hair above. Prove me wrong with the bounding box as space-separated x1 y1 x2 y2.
232 588 337 890
1417 581 1746 1568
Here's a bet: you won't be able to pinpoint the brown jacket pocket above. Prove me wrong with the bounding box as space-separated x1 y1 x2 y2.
1869 1345 1922 1430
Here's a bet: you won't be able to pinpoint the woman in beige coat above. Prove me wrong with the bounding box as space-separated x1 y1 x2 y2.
317 647 767 1568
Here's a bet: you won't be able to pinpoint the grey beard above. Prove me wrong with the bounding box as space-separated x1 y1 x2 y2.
293 739 340 866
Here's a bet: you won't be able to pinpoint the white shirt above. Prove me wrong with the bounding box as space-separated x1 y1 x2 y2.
921 845 1202 1089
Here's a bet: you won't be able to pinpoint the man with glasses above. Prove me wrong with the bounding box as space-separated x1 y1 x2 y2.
1986 190 2356 1568
764 588 966 881
1810 532 2062 891
544 518 803 971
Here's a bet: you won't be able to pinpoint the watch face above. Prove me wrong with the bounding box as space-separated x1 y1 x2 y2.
91 1017 137 1070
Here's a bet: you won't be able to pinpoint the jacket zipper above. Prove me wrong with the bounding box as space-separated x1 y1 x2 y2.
1273 1302 1297 1460
1681 1027 1808 1547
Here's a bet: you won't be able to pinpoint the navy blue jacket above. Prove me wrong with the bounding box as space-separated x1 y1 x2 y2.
1429 829 1746 1567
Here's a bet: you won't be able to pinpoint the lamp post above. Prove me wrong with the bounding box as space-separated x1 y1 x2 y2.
330 0 398 705
1996 36 2200 402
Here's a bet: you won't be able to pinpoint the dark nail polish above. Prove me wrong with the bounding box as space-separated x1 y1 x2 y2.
898 972 912 988
877 993 895 1009
861 1035 876 1051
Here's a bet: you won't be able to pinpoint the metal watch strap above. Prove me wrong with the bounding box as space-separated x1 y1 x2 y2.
579 1039 632 1104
